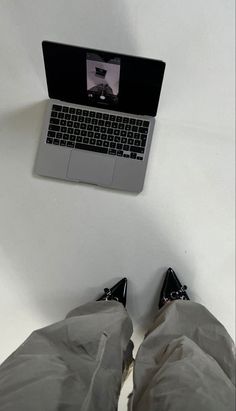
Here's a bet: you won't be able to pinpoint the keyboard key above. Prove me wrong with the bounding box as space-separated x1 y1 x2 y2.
94 126 100 132
123 117 129 123
75 143 108 154
74 122 79 128
46 137 53 144
121 131 127 137
103 113 109 120
94 132 101 139
81 124 86 130
88 131 94 138
96 140 102 146
51 111 57 118
67 141 75 148
128 138 134 145
62 106 69 113
123 154 129 158
129 118 135 125
107 128 113 134
105 121 111 127
76 108 82 115
90 138 96 145
89 111 95 117
69 107 75 114
143 121 149 127
110 142 116 148
60 140 66 146
61 127 67 133
110 115 115 121
57 132 62 139
101 127 106 133
70 135 76 141
60 120 66 126
141 137 147 144
130 146 144 153
114 130 120 136
127 132 133 138
50 118 60 125
47 131 55 137
83 110 89 116
76 136 82 142
132 125 138 132
117 144 122 150
78 116 84 122
85 117 91 123
96 112 102 118
91 118 98 125
49 125 60 131
118 124 124 130
112 122 118 128
114 137 120 142
63 134 69 140
53 139 59 145
65 114 71 120
101 134 107 140
117 150 123 156
130 152 137 159
109 149 116 155
81 130 87 136
68 128 73 134
125 125 131 131
52 105 62 111
103 141 109 147
74 129 80 135
58 113 64 119
83 137 89 143
108 135 114 141
72 115 77 121
116 116 122 122
123 144 129 151
87 125 93 131
139 127 148 134
137 156 143 160
98 120 105 126
136 120 142 126
121 137 127 143
134 140 140 146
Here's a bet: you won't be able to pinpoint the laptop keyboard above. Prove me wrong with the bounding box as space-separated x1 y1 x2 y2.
46 104 150 161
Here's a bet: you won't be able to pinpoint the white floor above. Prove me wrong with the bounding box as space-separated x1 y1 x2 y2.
0 1 235 410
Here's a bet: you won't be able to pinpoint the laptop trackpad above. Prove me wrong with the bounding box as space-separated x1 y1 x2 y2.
67 150 115 185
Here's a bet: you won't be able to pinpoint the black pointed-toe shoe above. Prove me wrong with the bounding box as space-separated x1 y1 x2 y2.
159 267 190 309
97 278 128 307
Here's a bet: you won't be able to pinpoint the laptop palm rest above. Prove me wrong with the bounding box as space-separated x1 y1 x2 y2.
67 150 115 185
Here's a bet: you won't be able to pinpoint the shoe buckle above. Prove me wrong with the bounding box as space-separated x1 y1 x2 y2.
170 285 187 300
103 288 112 300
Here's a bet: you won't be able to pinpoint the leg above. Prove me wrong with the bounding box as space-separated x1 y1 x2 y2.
131 270 235 411
0 296 133 410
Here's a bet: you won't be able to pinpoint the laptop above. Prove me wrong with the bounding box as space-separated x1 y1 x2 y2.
35 41 165 192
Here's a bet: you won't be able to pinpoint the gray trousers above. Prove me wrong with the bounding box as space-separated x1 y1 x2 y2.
0 300 235 411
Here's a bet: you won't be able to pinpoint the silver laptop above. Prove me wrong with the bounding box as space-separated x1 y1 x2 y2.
35 41 165 192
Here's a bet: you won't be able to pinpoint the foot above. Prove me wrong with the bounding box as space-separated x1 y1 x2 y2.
97 278 128 307
159 267 190 309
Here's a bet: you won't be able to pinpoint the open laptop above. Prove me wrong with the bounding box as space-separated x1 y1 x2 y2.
35 41 165 192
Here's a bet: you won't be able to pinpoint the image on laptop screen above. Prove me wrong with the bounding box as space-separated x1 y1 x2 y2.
86 53 121 106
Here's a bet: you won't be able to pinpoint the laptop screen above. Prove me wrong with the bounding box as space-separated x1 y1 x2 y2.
42 41 165 117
